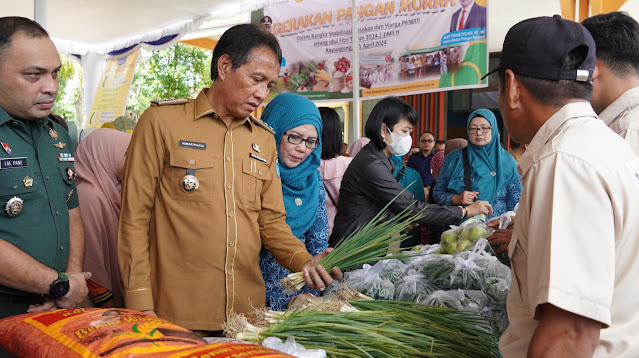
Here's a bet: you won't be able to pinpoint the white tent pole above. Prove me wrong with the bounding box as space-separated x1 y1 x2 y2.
34 0 47 28
351 0 361 140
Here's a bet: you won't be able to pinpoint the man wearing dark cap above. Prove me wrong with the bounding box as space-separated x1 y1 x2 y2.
582 12 639 157
490 15 639 357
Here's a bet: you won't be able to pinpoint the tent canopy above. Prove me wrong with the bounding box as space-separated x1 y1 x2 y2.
0 0 284 55
2 0 607 57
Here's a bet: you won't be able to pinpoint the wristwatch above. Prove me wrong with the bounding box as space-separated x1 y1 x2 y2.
48 272 70 299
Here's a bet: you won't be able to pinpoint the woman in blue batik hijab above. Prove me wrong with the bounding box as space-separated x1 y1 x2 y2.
259 93 329 311
433 108 521 219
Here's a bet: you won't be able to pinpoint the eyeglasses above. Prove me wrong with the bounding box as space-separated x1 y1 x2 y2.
285 132 320 149
468 126 492 134
420 139 435 143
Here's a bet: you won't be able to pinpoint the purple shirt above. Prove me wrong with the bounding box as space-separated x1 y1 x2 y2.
407 151 434 187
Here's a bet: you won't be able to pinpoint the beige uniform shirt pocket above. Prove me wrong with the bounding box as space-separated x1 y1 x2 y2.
169 149 215 202
242 158 270 209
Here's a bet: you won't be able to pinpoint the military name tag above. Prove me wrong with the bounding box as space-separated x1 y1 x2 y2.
0 157 27 169
179 140 206 150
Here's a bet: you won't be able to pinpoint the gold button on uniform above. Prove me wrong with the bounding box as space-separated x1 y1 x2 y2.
226 156 231 162
227 184 232 189
258 170 263 175
189 159 196 165
227 270 232 276
229 212 234 217
229 241 234 246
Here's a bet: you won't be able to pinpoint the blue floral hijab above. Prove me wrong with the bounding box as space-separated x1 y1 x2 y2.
262 93 322 238
444 109 519 204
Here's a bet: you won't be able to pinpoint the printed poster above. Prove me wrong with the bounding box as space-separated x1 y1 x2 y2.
87 49 139 128
260 0 488 101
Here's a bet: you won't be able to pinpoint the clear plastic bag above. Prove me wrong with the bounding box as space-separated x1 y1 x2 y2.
482 277 510 303
456 222 495 253
419 289 466 310
393 269 435 302
462 290 490 313
379 259 408 284
419 254 456 288
345 261 395 300
448 255 484 290
487 209 517 267
262 336 327 358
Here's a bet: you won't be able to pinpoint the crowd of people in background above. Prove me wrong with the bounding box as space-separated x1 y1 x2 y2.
3 10 639 358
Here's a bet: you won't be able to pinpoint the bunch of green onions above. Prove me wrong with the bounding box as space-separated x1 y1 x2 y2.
281 195 425 292
235 309 439 357
350 300 501 357
233 300 500 358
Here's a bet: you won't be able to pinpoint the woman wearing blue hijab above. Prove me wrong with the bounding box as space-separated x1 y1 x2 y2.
432 109 522 219
259 93 329 311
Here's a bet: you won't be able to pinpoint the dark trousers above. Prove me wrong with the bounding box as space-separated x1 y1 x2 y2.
0 293 37 358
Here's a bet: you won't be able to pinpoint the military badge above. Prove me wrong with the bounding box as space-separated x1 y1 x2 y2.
66 167 76 180
23 176 33 187
5 197 24 218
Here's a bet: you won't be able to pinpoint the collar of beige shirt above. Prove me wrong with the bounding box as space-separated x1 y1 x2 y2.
598 86 639 127
193 88 258 131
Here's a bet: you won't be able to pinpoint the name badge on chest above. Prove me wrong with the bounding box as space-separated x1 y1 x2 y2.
0 157 27 169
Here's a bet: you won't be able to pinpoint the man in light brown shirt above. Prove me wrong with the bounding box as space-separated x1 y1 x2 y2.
118 24 341 332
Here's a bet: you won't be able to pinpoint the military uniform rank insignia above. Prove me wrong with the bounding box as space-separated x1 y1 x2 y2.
5 197 24 218
49 128 59 139
58 153 75 162
66 167 76 180
53 142 66 149
1 142 11 155
23 176 33 187
252 143 261 153
181 169 199 192
66 189 74 203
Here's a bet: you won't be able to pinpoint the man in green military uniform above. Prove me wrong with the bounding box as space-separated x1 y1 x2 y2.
0 16 91 347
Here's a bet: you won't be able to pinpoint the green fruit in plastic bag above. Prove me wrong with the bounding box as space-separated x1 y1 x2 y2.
467 226 489 242
456 239 473 253
441 230 458 244
441 241 456 254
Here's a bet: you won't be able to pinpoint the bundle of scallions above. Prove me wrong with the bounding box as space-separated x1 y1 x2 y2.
233 300 500 358
281 195 424 292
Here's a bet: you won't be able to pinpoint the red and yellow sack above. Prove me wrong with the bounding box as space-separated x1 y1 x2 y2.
0 308 292 358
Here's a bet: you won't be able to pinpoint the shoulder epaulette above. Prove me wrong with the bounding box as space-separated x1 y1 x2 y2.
150 97 190 106
250 116 275 134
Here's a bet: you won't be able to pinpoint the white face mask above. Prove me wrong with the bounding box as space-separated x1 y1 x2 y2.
385 125 412 156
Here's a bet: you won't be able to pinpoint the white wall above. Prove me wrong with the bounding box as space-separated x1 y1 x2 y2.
488 0 563 53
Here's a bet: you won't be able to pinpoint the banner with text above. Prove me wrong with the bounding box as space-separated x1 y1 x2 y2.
260 0 488 101
87 49 139 128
